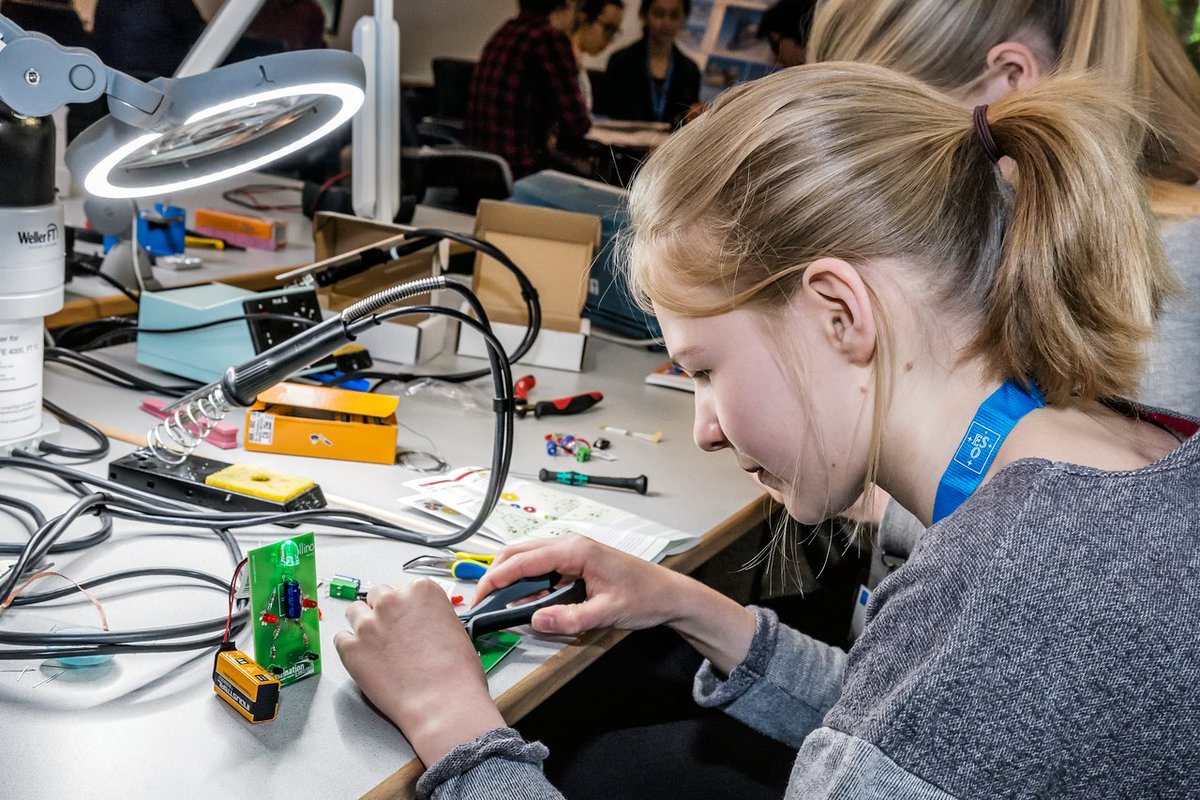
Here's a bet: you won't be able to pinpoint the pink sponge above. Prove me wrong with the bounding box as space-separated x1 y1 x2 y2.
140 396 239 449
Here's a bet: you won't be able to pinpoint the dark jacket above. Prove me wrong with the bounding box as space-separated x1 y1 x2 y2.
465 12 591 180
92 0 206 79
598 38 700 125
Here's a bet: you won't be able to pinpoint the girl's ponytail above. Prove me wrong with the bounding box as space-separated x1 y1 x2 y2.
972 79 1179 404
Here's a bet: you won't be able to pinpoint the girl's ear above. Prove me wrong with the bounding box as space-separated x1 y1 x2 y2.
799 257 877 367
969 40 1044 103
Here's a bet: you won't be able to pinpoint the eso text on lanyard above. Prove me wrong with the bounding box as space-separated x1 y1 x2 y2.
931 380 1044 523
648 51 675 122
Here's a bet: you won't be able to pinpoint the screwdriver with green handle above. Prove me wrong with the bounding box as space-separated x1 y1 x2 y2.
537 469 649 495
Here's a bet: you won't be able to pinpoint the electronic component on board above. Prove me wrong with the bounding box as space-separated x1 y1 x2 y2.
282 580 302 619
328 575 361 599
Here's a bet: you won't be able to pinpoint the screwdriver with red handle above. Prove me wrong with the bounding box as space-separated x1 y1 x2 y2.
530 391 603 418
513 374 603 418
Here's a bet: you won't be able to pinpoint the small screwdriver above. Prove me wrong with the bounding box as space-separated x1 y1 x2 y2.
537 469 648 495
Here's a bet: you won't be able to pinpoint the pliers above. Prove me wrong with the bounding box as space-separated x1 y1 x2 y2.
459 572 587 639
403 551 494 581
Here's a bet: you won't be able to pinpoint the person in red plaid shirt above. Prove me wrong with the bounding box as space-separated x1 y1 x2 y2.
466 0 592 180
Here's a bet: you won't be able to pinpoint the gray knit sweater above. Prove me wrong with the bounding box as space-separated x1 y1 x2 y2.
417 418 1200 799
1143 214 1200 415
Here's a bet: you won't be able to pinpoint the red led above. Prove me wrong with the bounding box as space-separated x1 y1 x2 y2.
260 612 279 624
301 598 318 608
450 595 464 606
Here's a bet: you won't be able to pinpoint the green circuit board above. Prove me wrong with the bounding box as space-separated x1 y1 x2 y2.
476 631 521 673
248 533 321 687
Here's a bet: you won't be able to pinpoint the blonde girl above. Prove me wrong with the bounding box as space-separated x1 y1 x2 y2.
335 65 1200 799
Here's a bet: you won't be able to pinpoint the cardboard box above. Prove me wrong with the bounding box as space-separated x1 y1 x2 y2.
244 382 398 465
312 212 448 365
456 200 601 372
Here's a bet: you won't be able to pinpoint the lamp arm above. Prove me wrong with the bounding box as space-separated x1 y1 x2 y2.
103 69 165 123
0 14 163 124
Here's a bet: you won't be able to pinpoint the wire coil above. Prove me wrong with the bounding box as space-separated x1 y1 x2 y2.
146 386 232 464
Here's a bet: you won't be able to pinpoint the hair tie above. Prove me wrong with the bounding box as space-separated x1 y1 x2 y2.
972 104 1004 163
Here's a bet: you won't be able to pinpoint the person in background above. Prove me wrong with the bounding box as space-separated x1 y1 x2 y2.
601 0 700 124
91 0 206 79
247 0 327 52
811 0 1200 553
572 0 626 110
758 0 817 69
2 0 88 49
335 64 1200 797
465 0 591 180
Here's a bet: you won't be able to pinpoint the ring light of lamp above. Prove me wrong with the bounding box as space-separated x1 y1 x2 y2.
65 50 365 199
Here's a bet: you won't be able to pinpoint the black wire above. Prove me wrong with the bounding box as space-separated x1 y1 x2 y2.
0 631 247 659
0 512 111 556
0 492 105 601
43 348 199 397
409 227 539 372
0 503 37 536
37 399 110 460
5 454 242 566
369 304 513 531
0 466 114 556
311 229 538 386
70 261 140 305
0 494 47 530
78 313 320 351
8 567 229 605
362 229 541 385
50 316 136 349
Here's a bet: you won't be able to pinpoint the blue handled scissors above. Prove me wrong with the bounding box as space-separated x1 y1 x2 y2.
403 551 494 581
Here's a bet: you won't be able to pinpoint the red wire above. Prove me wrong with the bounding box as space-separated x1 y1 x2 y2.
223 558 249 643
308 170 351 217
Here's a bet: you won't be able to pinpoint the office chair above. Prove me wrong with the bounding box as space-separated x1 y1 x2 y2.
401 145 513 215
394 86 513 216
428 57 476 133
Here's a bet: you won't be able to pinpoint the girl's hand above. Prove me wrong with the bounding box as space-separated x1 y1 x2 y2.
477 536 756 676
473 535 686 636
334 580 506 766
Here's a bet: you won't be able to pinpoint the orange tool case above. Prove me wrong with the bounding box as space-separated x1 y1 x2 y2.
244 382 398 465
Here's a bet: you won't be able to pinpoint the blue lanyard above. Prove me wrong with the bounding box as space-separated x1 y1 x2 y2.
931 380 1045 523
648 50 675 121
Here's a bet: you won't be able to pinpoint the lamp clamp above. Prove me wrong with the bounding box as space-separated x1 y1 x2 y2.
0 20 164 121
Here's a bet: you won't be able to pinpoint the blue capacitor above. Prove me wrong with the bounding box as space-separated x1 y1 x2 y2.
282 580 302 619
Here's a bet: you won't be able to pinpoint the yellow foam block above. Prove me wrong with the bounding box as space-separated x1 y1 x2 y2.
205 464 314 502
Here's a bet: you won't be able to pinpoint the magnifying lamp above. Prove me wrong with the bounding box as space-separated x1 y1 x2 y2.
0 17 365 198
0 14 364 447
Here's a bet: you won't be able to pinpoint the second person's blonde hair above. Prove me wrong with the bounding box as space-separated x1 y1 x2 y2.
810 0 1200 214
